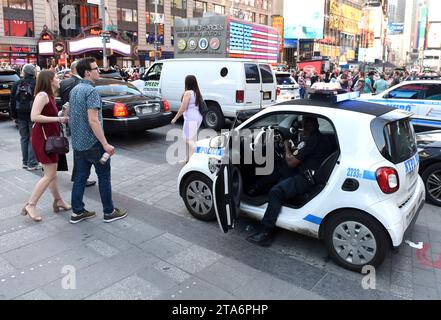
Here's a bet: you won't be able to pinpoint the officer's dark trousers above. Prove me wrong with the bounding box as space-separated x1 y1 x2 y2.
258 163 310 229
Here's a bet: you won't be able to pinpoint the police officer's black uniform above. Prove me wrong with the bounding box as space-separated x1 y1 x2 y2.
247 122 334 246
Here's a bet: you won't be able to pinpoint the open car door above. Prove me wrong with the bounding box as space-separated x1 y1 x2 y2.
213 162 242 233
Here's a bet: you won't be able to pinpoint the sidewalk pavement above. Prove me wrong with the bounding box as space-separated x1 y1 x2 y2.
1 120 441 300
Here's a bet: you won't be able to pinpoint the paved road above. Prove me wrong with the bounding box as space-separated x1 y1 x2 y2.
0 114 441 300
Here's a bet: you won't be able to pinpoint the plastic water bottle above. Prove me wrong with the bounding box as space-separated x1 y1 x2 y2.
99 152 110 164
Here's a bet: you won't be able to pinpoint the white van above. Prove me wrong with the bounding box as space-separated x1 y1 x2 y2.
131 58 277 130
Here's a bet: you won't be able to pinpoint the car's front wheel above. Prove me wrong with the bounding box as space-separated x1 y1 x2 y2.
325 210 389 272
421 163 441 207
182 173 216 221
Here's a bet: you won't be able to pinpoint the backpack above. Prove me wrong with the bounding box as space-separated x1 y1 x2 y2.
15 80 34 113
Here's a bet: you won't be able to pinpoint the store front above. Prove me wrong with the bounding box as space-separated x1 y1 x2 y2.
0 45 37 67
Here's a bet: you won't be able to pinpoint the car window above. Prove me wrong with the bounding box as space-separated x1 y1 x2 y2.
388 84 423 99
143 63 162 81
96 84 141 97
259 64 274 84
382 118 417 164
245 64 260 84
0 73 20 82
424 84 441 101
276 74 295 85
246 113 298 129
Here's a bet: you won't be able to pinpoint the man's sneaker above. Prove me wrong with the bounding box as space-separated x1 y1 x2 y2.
70 210 96 224
27 164 42 171
104 208 128 223
22 164 28 169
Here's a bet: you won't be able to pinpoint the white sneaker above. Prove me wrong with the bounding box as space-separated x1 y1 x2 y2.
27 164 42 171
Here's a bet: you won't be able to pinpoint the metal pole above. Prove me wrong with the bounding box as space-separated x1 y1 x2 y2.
297 38 300 69
154 0 158 61
101 0 108 68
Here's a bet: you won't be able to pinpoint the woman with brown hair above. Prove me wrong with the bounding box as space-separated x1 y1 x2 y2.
22 70 71 222
171 75 203 163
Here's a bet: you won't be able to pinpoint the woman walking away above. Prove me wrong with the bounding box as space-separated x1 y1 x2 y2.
22 70 71 222
171 75 203 163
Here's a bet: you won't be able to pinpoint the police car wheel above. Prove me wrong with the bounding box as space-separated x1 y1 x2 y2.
203 104 225 131
325 210 389 272
421 163 441 207
183 173 216 221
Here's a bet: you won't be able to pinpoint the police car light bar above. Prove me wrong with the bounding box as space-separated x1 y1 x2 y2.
335 91 360 103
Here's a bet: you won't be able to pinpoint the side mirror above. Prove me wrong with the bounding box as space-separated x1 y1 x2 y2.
383 93 391 99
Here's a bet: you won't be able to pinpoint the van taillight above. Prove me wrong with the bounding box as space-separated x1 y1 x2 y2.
276 87 281 96
236 90 244 103
113 103 128 117
376 167 399 194
162 99 170 112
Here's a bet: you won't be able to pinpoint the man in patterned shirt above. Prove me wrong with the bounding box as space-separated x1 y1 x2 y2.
68 57 127 224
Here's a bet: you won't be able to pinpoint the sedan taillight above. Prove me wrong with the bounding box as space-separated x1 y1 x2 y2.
162 99 170 112
376 167 400 194
113 103 128 117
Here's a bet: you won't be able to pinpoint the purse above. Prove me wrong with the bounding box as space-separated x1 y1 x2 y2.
42 124 69 155
199 96 208 116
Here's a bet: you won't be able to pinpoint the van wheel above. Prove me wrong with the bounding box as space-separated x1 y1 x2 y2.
325 210 389 272
182 173 216 221
203 104 225 131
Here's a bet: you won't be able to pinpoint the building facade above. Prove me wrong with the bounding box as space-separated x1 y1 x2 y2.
0 0 274 68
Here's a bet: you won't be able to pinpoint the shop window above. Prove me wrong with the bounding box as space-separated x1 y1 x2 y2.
172 0 186 9
194 1 207 12
4 20 33 37
259 14 267 25
5 0 32 10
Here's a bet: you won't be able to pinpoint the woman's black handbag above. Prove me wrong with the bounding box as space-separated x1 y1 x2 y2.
42 125 69 155
199 97 208 116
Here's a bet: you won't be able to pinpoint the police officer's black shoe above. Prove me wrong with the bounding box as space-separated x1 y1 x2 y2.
246 227 275 247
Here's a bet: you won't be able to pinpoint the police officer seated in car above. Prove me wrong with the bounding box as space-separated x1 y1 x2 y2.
247 116 334 247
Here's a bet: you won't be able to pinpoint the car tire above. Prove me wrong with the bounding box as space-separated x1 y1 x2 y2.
203 103 225 131
182 173 216 221
325 210 389 272
421 163 441 207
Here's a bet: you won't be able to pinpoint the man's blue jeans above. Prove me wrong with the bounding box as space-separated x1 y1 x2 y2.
17 119 37 167
71 143 114 215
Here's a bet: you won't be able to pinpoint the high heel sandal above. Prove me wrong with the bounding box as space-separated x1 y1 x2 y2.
53 198 72 213
21 202 42 222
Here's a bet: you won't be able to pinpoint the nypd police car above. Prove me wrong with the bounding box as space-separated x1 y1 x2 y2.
177 93 425 272
358 80 441 132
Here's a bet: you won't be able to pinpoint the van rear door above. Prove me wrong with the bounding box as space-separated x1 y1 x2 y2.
259 64 277 107
244 63 261 107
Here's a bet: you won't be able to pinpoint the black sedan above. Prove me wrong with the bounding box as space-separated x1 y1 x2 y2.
95 78 172 134
417 130 441 207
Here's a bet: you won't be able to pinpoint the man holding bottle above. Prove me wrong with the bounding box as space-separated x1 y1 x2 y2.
68 57 127 224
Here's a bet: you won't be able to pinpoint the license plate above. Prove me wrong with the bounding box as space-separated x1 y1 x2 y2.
141 107 152 114
263 91 271 100
0 89 10 95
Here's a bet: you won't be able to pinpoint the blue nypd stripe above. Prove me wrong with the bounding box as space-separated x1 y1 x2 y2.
411 119 441 127
303 214 323 225
362 170 377 180
195 147 225 156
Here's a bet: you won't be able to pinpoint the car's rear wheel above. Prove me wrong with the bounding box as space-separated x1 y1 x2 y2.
182 173 216 221
203 103 225 131
422 163 441 207
325 210 389 272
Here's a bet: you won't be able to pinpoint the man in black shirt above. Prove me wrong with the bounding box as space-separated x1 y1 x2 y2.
247 117 334 246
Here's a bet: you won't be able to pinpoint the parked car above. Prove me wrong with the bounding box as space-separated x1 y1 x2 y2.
57 68 124 81
177 92 425 272
132 58 277 130
358 80 441 132
275 71 299 102
417 130 441 207
0 70 20 115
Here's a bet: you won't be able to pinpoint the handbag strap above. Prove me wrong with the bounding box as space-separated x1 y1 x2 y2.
41 125 47 141
41 123 63 140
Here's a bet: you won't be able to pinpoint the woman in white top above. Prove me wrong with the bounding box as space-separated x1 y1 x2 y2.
171 75 203 163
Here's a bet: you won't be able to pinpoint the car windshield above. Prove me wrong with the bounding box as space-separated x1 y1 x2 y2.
96 84 141 97
276 75 295 85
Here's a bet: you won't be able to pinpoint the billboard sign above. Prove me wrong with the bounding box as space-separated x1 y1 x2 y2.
283 0 325 40
387 23 404 35
427 22 441 49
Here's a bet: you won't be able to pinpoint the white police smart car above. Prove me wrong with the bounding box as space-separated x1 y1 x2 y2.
358 80 441 132
177 94 425 271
